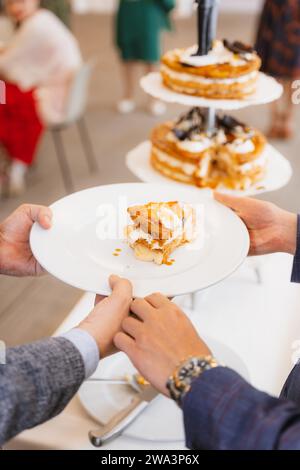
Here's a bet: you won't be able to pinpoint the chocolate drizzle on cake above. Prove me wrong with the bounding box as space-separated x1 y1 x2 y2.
217 114 245 132
180 62 197 68
172 108 206 141
179 39 256 68
223 39 255 57
172 108 254 143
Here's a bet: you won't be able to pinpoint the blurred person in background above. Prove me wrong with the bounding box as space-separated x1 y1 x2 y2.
256 0 300 139
0 0 81 197
40 0 71 28
115 0 175 116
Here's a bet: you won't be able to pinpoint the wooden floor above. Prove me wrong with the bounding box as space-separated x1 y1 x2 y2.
0 12 300 346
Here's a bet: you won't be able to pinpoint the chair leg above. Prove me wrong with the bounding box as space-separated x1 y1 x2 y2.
52 129 74 193
77 117 98 173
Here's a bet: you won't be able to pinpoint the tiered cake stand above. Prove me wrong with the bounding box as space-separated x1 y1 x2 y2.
126 71 292 197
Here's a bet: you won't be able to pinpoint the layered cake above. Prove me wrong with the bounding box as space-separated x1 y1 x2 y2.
151 108 267 190
161 40 261 99
126 202 197 265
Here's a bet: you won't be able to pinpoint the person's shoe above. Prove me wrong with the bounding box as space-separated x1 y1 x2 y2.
149 100 167 116
8 161 27 197
268 124 294 140
117 99 136 114
267 124 281 139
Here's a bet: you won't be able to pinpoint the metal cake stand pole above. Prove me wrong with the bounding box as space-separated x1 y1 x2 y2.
190 2 219 307
195 0 219 56
205 107 217 132
194 1 219 133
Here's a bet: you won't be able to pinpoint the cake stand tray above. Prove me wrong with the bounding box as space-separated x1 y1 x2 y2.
140 72 283 110
126 141 292 197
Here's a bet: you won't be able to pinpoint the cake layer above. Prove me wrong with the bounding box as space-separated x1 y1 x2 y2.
162 42 261 79
161 40 261 100
129 238 184 266
150 113 267 191
126 202 197 265
151 122 214 160
151 151 213 188
151 150 265 191
161 67 258 99
152 121 266 164
128 201 196 242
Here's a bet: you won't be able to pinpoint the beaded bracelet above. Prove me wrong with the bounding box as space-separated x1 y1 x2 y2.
167 355 219 405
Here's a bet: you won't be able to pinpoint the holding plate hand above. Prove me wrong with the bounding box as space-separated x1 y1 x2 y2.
0 203 52 277
214 192 297 256
79 275 133 358
114 293 211 396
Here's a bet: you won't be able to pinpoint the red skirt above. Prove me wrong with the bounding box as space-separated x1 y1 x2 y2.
0 82 44 165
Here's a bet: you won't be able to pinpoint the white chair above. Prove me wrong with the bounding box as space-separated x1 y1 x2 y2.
50 59 98 193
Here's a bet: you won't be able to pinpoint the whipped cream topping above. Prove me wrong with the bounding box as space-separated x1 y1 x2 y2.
238 152 268 174
128 227 157 246
177 138 212 153
218 147 267 175
154 143 267 180
196 154 212 179
128 228 163 250
154 148 197 176
214 129 227 145
170 109 259 157
227 139 255 154
157 206 181 231
128 203 196 247
153 148 211 179
179 40 255 68
162 64 258 85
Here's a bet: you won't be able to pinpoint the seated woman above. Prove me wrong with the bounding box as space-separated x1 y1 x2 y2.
0 0 82 196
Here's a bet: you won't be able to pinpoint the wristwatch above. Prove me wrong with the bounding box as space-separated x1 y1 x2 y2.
167 355 219 406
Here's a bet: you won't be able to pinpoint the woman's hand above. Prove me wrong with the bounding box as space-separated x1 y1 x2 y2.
114 294 211 396
214 193 297 256
0 204 52 277
79 275 133 358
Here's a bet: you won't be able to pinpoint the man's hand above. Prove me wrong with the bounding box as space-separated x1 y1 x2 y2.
114 294 211 396
215 193 297 256
79 275 133 358
0 204 52 277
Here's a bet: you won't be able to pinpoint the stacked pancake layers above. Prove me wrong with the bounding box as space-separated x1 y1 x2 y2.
161 39 261 100
151 107 267 191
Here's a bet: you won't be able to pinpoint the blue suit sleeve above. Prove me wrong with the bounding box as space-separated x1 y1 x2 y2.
291 215 300 283
182 367 300 450
280 363 300 406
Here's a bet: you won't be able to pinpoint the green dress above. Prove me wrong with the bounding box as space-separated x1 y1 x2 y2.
116 0 175 63
41 0 71 28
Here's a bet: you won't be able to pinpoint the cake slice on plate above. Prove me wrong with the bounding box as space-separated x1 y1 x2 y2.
126 201 197 265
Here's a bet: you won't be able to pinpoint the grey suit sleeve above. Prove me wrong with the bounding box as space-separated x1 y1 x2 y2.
0 337 85 445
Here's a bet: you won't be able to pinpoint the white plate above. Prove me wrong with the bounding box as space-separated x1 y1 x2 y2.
30 183 249 297
78 336 249 443
140 72 283 110
126 141 292 197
